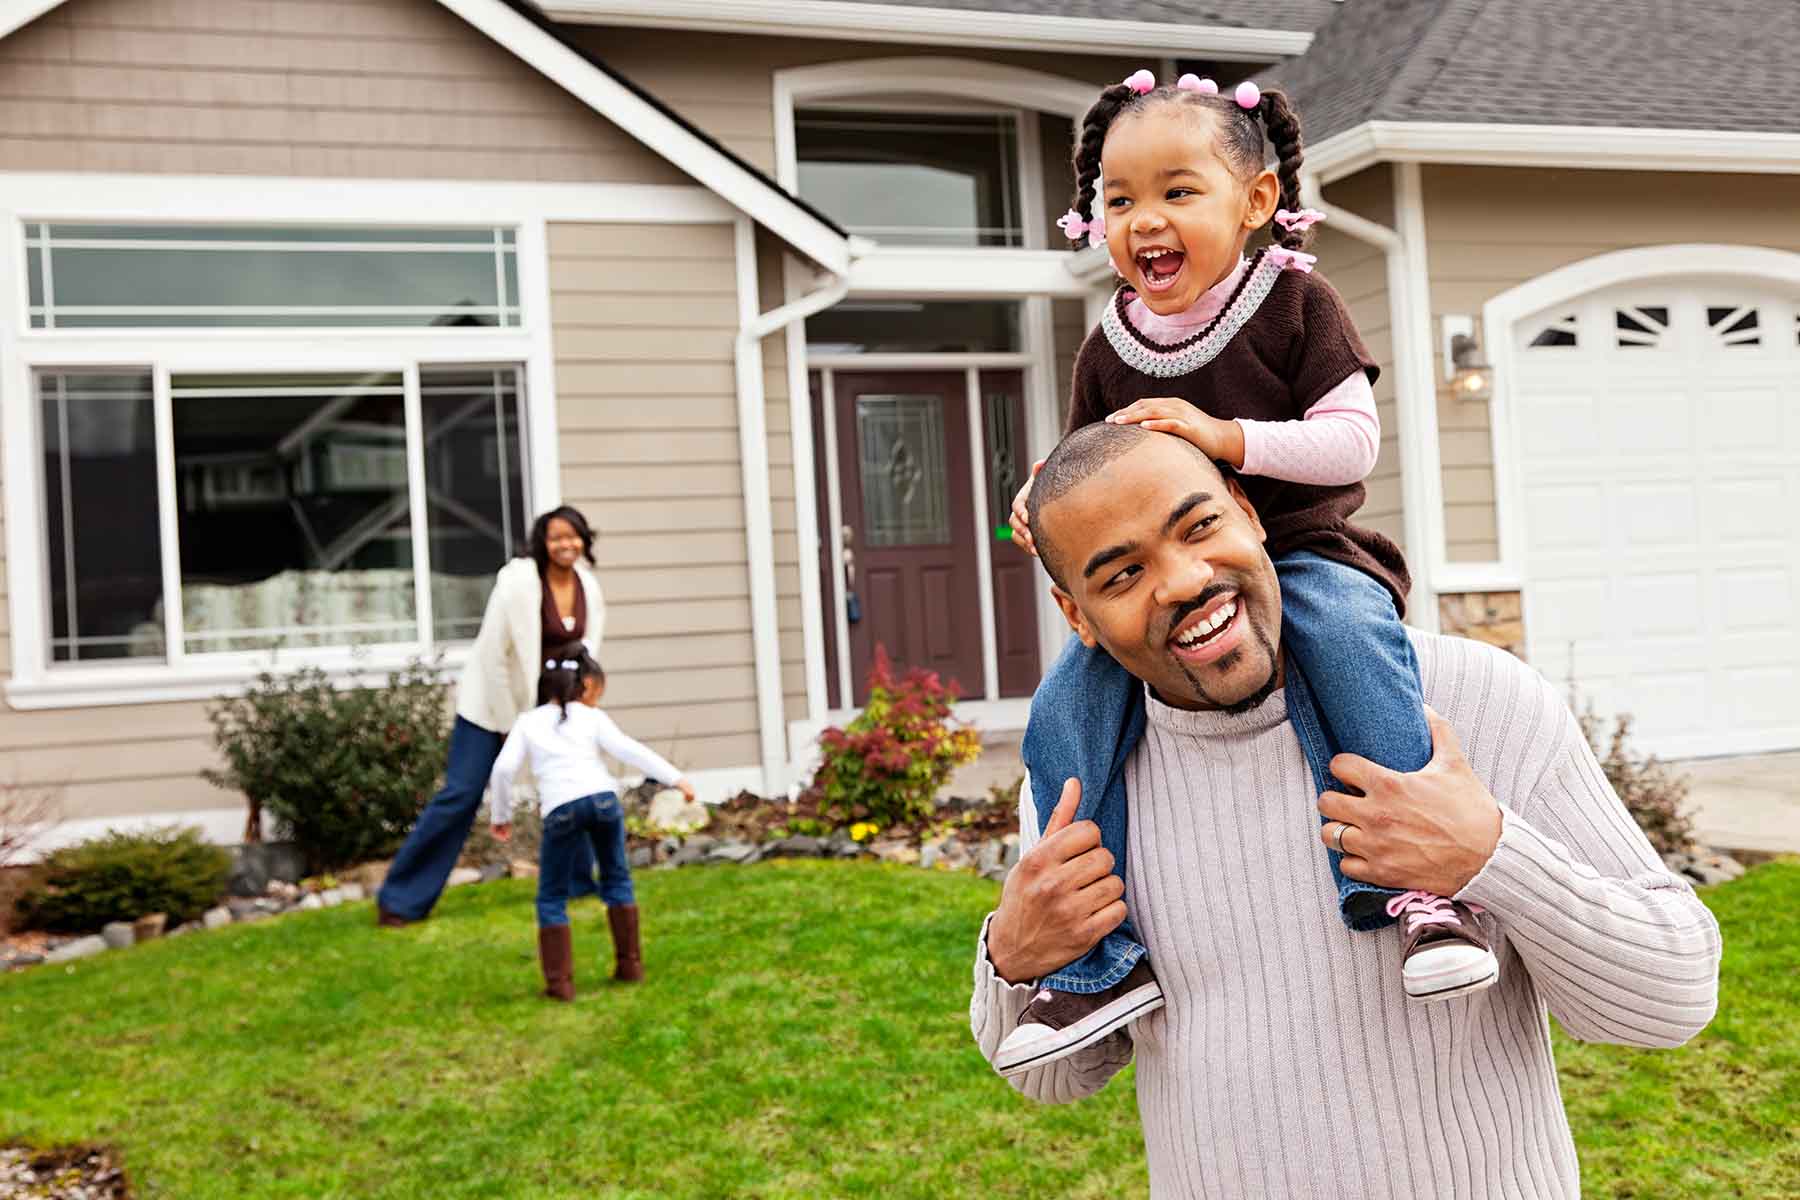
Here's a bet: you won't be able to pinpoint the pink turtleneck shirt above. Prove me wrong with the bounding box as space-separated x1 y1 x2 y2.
1126 256 1381 486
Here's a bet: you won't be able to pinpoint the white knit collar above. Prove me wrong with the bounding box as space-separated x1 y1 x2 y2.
1142 679 1290 737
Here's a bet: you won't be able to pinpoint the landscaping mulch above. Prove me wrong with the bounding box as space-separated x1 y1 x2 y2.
0 1145 131 1200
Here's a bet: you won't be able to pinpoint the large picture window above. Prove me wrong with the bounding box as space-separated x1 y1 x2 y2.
36 365 529 665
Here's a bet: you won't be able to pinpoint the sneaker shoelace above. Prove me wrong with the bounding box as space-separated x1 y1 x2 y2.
1384 889 1484 934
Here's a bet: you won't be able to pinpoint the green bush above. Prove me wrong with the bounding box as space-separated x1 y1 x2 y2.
205 659 451 873
813 647 981 830
17 827 229 933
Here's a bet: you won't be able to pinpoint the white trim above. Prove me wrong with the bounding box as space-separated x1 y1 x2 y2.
966 367 1000 702
819 369 855 709
1390 163 1444 629
807 352 1033 370
1306 120 1800 186
787 696 1030 768
783 263 829 729
1477 242 1800 607
849 249 1096 298
1021 295 1068 674
1430 564 1523 595
543 0 1312 59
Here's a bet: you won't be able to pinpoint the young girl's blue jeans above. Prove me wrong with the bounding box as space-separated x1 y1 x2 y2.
1021 550 1432 993
536 791 635 928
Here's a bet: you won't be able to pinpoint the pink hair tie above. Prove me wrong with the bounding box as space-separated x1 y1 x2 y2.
1235 81 1261 110
1267 246 1318 274
1274 207 1326 233
1123 69 1156 95
1175 73 1219 95
1056 209 1105 245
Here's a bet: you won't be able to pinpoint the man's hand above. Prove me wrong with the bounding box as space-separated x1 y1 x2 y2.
491 822 512 844
1318 706 1503 897
986 779 1127 984
1107 397 1245 468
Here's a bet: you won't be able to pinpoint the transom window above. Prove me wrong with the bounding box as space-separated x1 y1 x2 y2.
38 365 528 665
795 109 1023 247
25 223 520 329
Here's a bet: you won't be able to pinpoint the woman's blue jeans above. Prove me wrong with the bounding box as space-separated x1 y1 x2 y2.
536 791 635 928
1020 550 1432 993
377 716 600 921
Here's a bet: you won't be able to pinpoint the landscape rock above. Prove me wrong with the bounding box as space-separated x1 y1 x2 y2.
645 788 711 834
869 838 920 865
657 836 682 859
1693 852 1746 883
919 841 943 870
707 840 760 864
668 843 709 869
940 839 974 870
133 912 168 941
629 846 652 869
826 833 863 859
46 935 106 963
1683 857 1739 887
165 924 194 939
226 853 268 897
351 860 391 890
236 909 271 923
509 859 539 880
981 865 1009 884
265 880 301 903
229 842 307 895
340 882 366 903
765 835 823 859
977 840 1003 875
101 921 136 951
683 834 719 855
320 888 345 907
202 906 232 930
1002 834 1021 870
297 893 323 911
479 862 509 884
7 951 45 967
1661 851 1694 875
446 867 482 888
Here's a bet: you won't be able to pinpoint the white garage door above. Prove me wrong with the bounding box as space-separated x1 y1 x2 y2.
1511 282 1800 759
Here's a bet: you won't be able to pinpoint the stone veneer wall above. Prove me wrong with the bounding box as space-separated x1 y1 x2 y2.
1437 592 1524 659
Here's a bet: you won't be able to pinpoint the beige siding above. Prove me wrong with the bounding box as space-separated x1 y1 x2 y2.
0 0 685 182
1318 168 1404 556
550 220 766 772
1423 164 1800 563
584 28 1144 175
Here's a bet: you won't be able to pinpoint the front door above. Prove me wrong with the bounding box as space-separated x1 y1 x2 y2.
834 371 984 702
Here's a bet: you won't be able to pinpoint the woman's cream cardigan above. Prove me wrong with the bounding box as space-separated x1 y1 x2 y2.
454 557 604 733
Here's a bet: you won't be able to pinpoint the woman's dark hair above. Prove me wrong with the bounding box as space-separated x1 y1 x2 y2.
537 640 605 725
527 505 597 574
1069 82 1307 252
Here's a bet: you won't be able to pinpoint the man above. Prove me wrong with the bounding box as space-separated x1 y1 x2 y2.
970 423 1721 1197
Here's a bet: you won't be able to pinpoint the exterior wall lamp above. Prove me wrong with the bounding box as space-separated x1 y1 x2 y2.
1441 315 1493 398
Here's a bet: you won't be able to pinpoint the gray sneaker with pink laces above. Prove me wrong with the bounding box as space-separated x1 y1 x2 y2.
1388 890 1499 1001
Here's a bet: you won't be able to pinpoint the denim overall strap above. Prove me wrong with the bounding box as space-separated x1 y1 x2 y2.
1020 633 1148 993
1282 657 1400 932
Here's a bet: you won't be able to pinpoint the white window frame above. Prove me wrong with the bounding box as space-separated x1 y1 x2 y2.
0 173 733 709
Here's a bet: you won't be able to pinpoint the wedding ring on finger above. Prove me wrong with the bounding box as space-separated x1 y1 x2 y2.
1332 822 1352 854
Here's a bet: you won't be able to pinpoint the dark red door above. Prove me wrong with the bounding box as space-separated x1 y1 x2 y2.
979 370 1041 698
834 371 984 703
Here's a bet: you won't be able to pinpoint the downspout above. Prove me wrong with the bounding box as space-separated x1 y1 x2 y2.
1300 169 1442 630
734 219 854 794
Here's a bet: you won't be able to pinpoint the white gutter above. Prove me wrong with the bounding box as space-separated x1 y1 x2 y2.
735 218 854 792
1301 168 1444 630
536 0 1314 60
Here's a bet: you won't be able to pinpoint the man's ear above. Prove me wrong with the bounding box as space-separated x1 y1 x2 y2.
1224 474 1267 542
1242 167 1280 232
1051 586 1101 649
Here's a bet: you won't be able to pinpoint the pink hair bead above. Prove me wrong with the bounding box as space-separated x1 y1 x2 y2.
1123 69 1156 94
1234 81 1261 110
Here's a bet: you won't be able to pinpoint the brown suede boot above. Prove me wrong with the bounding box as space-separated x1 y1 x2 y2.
538 924 575 1002
607 904 643 983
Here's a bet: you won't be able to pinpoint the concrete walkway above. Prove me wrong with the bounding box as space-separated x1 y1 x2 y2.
1675 752 1800 856
948 733 1800 857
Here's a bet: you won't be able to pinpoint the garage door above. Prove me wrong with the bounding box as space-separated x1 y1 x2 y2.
1511 283 1800 759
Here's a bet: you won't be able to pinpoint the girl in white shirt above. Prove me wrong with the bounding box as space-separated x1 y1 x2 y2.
490 644 693 1000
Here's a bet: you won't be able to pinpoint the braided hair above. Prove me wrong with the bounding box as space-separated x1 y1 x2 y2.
1068 82 1308 252
538 640 605 726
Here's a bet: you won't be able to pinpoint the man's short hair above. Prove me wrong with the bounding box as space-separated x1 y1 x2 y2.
1027 422 1227 591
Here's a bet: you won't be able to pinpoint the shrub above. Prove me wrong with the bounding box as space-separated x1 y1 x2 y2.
17 827 229 933
813 647 981 829
0 779 63 868
205 659 451 873
1577 703 1697 856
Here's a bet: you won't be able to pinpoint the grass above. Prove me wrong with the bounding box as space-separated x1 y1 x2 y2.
2 858 1794 1198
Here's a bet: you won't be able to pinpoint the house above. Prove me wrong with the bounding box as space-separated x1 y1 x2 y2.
0 0 1792 850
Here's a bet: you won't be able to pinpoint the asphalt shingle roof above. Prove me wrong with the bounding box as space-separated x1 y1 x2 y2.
827 0 1337 34
1264 0 1800 141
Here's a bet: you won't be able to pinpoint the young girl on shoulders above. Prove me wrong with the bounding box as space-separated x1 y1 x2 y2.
995 69 1495 1078
489 643 693 1001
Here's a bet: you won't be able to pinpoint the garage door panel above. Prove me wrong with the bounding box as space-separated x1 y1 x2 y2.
1515 278 1800 757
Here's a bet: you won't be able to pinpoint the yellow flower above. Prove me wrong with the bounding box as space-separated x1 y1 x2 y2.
849 821 879 842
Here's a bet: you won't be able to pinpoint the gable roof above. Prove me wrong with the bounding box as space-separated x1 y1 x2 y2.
0 0 852 273
532 0 1326 58
1267 0 1800 144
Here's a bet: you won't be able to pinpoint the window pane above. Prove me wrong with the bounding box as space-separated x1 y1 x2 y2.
807 300 1020 355
796 110 1021 247
33 225 519 328
857 394 951 547
421 365 529 642
172 373 416 653
38 371 165 663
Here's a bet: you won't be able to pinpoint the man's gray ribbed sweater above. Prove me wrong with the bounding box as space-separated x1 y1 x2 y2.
970 632 1722 1199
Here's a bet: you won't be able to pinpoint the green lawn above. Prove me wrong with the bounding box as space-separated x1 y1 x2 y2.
2 858 1794 1198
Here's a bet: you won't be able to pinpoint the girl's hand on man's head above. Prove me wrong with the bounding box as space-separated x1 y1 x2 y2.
1107 398 1245 468
1008 459 1045 558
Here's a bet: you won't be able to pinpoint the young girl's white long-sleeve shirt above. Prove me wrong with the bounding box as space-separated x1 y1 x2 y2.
487 702 683 825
